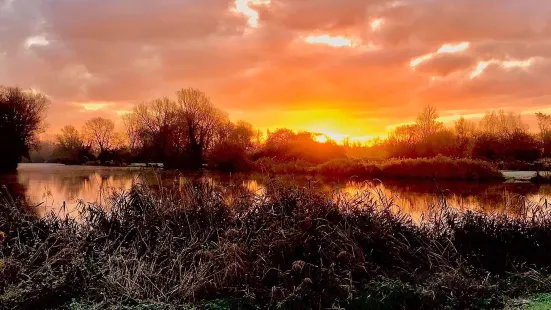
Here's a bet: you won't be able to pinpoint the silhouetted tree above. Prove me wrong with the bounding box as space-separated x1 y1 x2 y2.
133 98 180 164
454 117 476 157
478 110 527 138
0 86 48 173
82 117 122 161
416 105 443 141
121 113 142 155
209 121 255 171
536 112 551 157
54 125 92 164
258 129 345 163
177 88 227 169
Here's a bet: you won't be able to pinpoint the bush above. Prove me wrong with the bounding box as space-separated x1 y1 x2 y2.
313 156 503 181
379 156 504 181
209 142 252 172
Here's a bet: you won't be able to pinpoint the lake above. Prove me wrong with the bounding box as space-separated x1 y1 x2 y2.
2 163 550 219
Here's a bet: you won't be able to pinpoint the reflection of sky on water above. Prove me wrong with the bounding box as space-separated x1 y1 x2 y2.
1 164 550 219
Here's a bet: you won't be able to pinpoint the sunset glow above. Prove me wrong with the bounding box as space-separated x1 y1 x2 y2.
370 19 383 31
304 35 355 48
315 134 329 143
411 42 470 68
24 35 50 48
470 62 490 79
81 103 113 111
436 42 470 54
1 0 550 141
233 0 270 28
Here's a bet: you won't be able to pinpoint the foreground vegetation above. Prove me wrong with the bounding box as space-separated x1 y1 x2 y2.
2 181 551 309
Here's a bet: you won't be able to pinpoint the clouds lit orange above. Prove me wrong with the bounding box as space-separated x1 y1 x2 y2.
1 0 550 140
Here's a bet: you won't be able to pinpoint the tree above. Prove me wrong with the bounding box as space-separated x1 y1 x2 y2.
0 86 48 172
392 125 420 145
263 129 296 158
82 117 121 158
209 121 257 171
176 88 227 169
133 98 180 164
121 113 142 154
54 125 92 164
416 105 443 141
29 140 56 163
536 112 551 157
478 110 527 138
454 116 476 157
386 124 420 158
228 121 255 150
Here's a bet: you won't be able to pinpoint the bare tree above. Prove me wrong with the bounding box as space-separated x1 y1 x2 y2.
536 112 551 139
82 117 120 155
536 112 551 157
0 86 49 172
392 124 420 146
176 88 227 168
121 113 142 153
478 110 527 138
132 98 181 163
454 117 476 139
416 105 443 141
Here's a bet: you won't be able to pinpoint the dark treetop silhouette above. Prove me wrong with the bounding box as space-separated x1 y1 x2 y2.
0 86 48 173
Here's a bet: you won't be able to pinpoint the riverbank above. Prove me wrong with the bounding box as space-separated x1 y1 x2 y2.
2 182 551 309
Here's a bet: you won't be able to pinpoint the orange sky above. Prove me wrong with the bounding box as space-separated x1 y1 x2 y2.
1 0 551 143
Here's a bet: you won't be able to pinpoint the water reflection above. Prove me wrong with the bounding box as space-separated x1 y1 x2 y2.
2 164 144 217
0 163 549 219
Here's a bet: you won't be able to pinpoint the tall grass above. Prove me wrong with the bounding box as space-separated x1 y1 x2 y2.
1 180 549 309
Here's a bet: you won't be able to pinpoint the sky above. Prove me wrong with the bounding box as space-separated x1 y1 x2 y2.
1 0 551 143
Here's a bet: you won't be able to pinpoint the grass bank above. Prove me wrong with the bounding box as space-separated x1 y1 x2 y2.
1 181 549 309
255 156 504 181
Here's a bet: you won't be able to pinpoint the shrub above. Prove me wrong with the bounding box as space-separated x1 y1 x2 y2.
313 156 503 181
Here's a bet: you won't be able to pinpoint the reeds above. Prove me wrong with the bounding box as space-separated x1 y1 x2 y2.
0 180 549 309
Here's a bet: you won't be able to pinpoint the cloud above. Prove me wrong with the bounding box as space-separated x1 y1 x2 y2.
0 0 550 137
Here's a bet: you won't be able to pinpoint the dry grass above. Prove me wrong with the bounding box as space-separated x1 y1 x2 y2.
0 180 550 309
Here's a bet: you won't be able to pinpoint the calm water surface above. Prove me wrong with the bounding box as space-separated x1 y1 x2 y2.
2 164 550 218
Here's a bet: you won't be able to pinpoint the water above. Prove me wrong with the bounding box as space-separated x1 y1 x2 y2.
1 163 550 218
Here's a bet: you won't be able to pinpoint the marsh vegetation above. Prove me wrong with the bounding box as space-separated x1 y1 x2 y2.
3 181 551 309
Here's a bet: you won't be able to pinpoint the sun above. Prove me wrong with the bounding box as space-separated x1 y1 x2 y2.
315 135 329 143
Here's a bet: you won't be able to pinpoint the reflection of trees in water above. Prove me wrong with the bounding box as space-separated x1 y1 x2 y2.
379 181 542 214
0 172 31 213
12 165 551 219
15 167 142 217
0 173 27 198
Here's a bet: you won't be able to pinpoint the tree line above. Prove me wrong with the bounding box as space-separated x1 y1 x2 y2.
377 106 550 163
2 85 551 173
